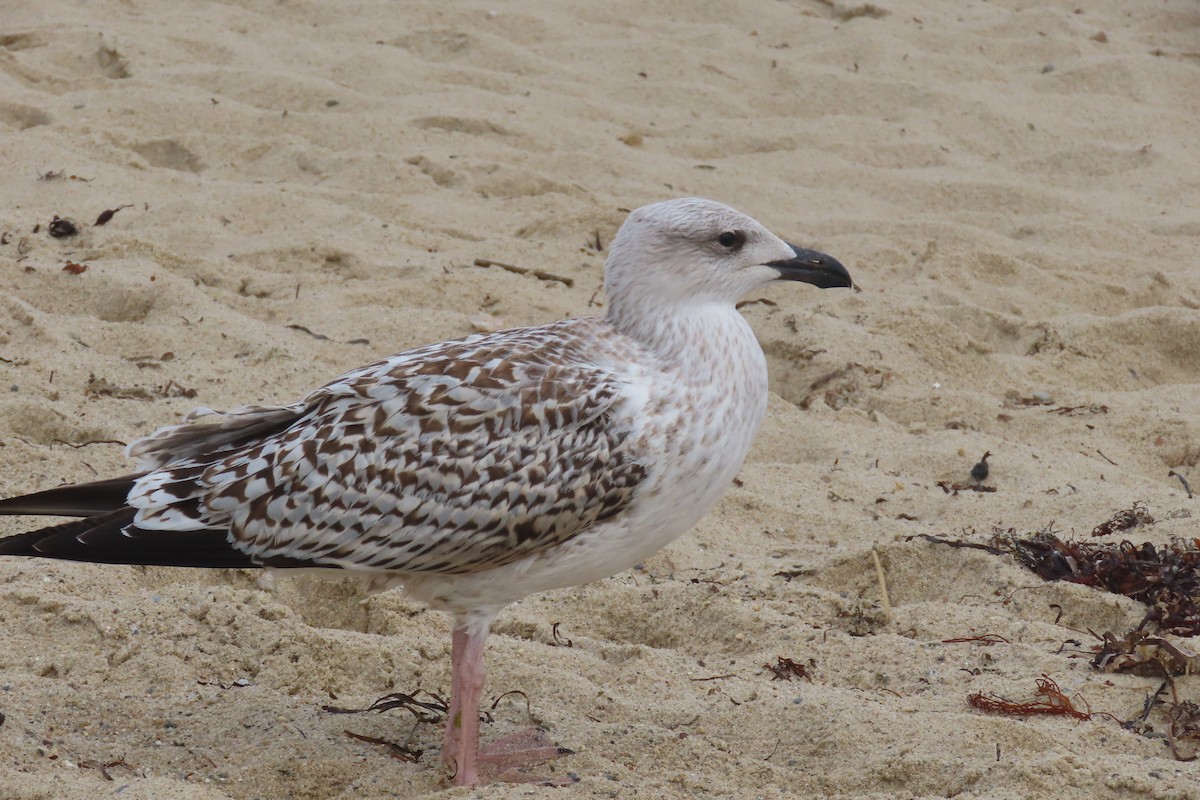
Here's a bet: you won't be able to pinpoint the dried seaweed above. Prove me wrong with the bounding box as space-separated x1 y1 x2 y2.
343 729 424 762
1092 630 1199 677
1120 683 1200 762
1048 404 1108 416
86 374 197 401
322 690 449 724
763 656 815 681
1091 502 1154 537
994 527 1200 636
1163 700 1200 761
968 675 1090 721
937 481 997 495
93 205 132 226
949 524 1200 761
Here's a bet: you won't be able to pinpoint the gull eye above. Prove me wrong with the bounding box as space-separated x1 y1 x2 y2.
716 230 745 250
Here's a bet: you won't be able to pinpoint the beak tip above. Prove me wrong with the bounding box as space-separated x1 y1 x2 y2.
768 244 852 289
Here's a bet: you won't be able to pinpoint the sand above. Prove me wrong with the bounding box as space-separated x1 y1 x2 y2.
1 0 1198 797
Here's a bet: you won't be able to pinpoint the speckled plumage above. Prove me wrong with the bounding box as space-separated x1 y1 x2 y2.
0 197 851 785
127 319 648 578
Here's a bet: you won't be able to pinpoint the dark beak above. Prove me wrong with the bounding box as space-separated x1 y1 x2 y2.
767 244 852 289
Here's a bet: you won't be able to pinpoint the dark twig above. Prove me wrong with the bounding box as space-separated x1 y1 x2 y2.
909 534 1004 555
490 689 532 719
690 673 738 682
286 324 370 346
343 730 423 762
50 438 127 449
473 258 574 287
551 622 573 647
942 634 1010 645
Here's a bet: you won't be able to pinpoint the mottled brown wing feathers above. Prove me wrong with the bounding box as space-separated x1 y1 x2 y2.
128 323 647 574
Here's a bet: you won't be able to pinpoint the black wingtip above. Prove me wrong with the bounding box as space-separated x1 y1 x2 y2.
0 473 145 518
0 508 253 567
0 476 337 571
0 508 335 570
0 508 138 560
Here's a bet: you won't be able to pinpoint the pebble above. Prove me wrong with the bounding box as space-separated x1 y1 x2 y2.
1030 390 1053 405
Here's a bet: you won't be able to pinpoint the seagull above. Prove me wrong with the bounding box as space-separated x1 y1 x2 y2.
0 198 851 786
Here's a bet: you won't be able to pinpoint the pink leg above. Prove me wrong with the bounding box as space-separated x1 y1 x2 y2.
442 624 487 786
439 622 576 786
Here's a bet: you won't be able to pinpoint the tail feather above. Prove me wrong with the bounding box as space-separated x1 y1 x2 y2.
0 474 144 518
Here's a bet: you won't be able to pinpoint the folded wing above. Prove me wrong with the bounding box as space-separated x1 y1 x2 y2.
1 323 648 575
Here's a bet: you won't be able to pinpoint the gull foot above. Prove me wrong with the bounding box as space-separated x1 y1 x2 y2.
455 728 578 786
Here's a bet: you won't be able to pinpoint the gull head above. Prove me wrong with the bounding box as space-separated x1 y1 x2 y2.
603 198 851 321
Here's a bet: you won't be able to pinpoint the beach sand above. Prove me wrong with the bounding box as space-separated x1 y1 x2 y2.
1 1 1198 797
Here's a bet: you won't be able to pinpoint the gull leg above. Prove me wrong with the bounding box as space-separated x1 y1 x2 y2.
439 626 464 771
442 623 486 786
440 621 575 786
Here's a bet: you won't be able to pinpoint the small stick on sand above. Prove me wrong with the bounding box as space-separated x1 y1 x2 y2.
871 546 892 623
473 258 574 287
1169 470 1193 499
